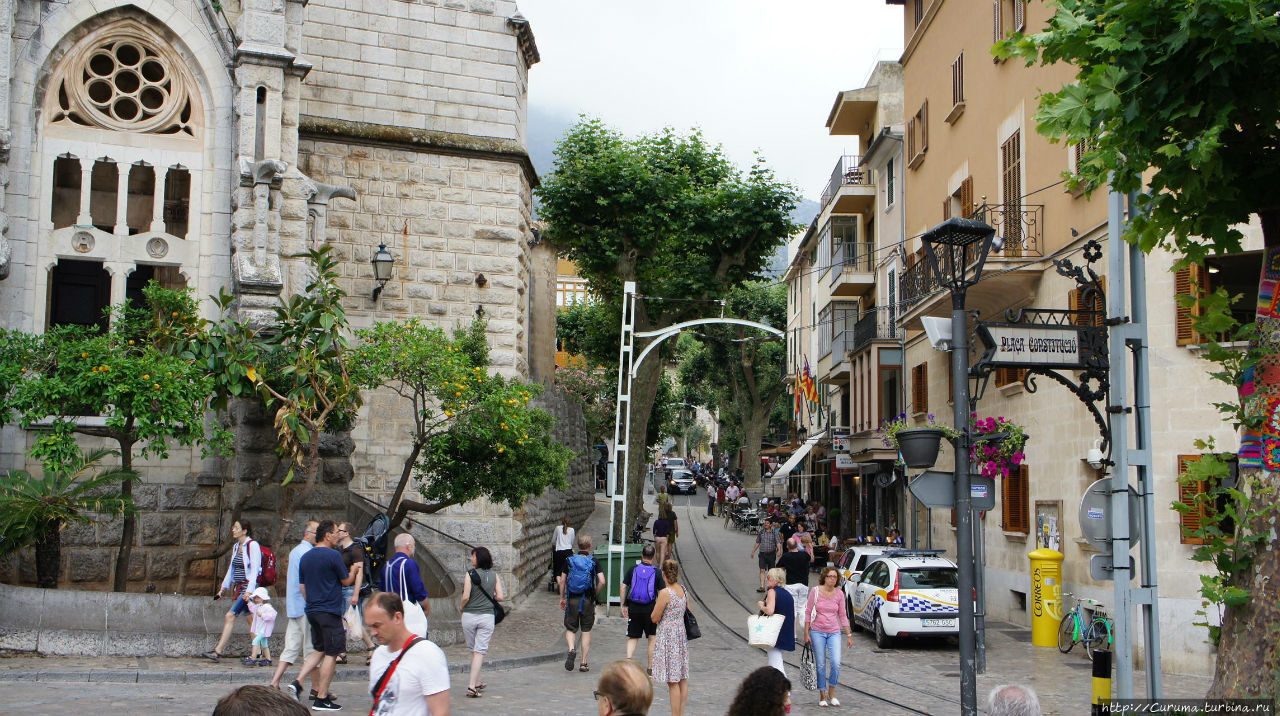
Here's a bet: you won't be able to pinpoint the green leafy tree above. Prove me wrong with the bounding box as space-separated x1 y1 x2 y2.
351 318 573 527
0 285 221 591
538 118 797 526
1000 1 1280 697
676 283 788 488
554 365 616 448
0 449 137 588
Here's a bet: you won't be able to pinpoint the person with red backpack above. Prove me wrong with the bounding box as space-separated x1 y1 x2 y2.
202 519 264 662
620 544 665 677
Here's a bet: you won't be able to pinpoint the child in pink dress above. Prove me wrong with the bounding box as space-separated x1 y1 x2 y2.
245 587 277 666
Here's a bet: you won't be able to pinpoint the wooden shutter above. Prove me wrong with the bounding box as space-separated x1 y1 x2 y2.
1012 0 1025 31
912 362 928 414
907 116 917 161
950 508 957 527
995 366 1027 387
947 359 954 398
993 0 1003 43
1000 131 1023 256
1069 276 1107 327
952 53 965 107
1174 265 1204 346
943 196 952 220
921 100 929 154
960 176 974 218
1001 464 1030 533
1178 455 1207 545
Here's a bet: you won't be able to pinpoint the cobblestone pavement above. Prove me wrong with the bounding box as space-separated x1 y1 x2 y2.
0 488 1214 715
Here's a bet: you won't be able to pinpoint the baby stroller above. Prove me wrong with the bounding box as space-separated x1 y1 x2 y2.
353 513 390 597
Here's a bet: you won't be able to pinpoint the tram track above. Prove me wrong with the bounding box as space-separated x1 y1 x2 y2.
673 492 960 715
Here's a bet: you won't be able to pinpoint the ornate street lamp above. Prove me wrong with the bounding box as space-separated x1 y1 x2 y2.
920 215 997 716
370 242 394 300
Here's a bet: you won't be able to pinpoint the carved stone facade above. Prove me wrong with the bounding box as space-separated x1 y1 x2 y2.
0 0 586 600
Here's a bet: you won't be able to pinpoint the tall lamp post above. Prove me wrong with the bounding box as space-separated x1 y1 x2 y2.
920 216 999 716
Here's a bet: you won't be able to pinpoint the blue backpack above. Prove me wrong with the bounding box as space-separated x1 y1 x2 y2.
629 563 657 603
565 553 595 596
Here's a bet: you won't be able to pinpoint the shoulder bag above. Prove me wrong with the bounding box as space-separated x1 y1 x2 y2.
370 636 422 709
396 557 428 637
469 569 507 625
800 643 818 690
680 589 700 640
748 611 785 649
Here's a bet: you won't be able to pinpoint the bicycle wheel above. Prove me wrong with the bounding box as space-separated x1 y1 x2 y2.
1087 619 1111 656
1057 615 1077 654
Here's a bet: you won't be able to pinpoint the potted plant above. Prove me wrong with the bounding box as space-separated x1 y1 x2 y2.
878 413 961 469
970 414 1028 478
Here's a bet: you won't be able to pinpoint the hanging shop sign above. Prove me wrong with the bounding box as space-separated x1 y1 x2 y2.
835 453 855 470
976 324 1086 369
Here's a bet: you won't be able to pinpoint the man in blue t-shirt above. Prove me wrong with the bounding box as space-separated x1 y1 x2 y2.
295 520 360 711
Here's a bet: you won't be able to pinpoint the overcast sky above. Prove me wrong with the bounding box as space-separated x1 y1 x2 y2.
518 1 905 202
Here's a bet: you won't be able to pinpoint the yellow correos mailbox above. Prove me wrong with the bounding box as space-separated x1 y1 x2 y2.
1028 548 1064 647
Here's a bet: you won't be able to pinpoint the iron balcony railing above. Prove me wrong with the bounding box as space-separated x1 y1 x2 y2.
819 154 868 209
850 307 903 354
898 203 1045 305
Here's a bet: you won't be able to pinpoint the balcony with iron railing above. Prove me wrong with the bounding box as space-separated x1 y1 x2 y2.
829 240 875 296
899 202 1045 307
819 154 875 214
850 307 903 354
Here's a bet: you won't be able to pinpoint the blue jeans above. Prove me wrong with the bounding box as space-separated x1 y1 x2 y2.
809 630 842 690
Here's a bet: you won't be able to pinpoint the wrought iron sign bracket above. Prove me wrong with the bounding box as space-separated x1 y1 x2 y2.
970 239 1113 454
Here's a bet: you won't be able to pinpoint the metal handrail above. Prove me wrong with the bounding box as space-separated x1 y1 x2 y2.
819 154 868 209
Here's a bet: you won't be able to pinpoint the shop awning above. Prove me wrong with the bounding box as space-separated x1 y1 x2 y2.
773 430 826 477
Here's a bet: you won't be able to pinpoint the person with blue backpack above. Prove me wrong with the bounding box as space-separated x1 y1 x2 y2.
620 543 665 676
559 534 605 673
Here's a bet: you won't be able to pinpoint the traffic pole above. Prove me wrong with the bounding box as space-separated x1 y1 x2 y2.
1091 648 1113 715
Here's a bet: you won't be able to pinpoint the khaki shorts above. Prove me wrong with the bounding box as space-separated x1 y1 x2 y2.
279 615 314 664
564 594 597 632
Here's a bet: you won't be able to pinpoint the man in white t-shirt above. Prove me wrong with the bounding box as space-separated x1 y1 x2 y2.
364 592 451 716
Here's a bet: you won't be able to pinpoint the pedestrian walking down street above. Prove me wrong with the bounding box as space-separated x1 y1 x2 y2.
775 538 812 639
757 568 795 676
561 534 605 673
382 533 430 638
271 520 318 694
750 519 781 592
705 486 715 518
652 506 674 568
364 592 451 716
803 567 852 707
294 520 362 711
203 519 262 662
337 522 376 663
459 545 504 699
594 659 654 716
649 560 689 716
553 515 577 578
621 544 665 675
715 484 727 516
726 666 792 716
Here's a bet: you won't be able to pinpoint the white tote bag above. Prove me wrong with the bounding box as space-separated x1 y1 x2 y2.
747 613 786 649
396 558 428 638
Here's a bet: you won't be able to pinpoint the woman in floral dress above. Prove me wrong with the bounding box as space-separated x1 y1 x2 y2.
649 559 690 716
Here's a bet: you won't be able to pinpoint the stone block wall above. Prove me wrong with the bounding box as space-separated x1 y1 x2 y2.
300 0 530 146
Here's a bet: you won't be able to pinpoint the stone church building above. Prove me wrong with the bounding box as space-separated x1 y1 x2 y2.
0 0 592 624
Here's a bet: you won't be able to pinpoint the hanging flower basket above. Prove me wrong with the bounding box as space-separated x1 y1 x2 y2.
896 428 947 468
970 415 1029 478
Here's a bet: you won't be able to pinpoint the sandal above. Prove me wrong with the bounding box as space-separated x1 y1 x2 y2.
475 682 487 692
466 687 482 698
579 663 590 672
335 653 348 665
364 654 373 665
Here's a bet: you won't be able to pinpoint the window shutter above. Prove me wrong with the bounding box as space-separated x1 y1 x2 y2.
1013 0 1025 31
907 117 917 161
912 362 928 414
1177 454 1206 545
943 196 952 220
921 100 929 153
950 508 957 527
1069 276 1107 327
960 176 974 218
1174 265 1204 346
995 366 1027 387
1001 464 1030 533
993 1 1003 44
947 358 954 398
1000 131 1023 256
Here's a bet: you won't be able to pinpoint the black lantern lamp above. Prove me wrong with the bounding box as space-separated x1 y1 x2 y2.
920 217 1000 307
370 242 394 300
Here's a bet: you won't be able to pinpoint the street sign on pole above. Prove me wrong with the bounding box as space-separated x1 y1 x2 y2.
975 323 1089 369
909 471 995 510
1078 478 1141 552
1090 553 1135 581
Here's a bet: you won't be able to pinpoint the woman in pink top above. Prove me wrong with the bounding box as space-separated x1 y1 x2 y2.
803 566 853 707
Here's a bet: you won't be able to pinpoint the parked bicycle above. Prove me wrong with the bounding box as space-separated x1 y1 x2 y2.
1057 591 1113 659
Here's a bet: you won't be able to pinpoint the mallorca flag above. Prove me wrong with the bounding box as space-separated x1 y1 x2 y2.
794 369 805 416
802 357 819 402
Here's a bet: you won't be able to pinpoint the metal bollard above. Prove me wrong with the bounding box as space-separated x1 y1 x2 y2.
1091 647 1112 715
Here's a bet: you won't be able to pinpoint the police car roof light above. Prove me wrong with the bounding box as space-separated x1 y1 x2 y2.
882 549 945 558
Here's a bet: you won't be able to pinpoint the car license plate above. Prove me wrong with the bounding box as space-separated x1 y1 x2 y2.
923 618 956 628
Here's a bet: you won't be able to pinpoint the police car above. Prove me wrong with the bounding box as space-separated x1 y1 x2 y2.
844 550 960 649
834 545 888 586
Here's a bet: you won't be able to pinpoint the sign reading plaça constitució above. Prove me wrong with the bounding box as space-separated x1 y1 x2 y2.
978 324 1085 368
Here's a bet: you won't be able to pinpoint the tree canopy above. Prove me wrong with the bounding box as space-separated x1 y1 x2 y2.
1000 0 1280 256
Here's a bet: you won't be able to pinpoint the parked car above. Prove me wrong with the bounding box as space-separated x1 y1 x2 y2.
667 469 697 495
835 545 888 586
846 550 960 649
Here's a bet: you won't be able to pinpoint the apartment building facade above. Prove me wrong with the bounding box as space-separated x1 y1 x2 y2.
888 0 1259 673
